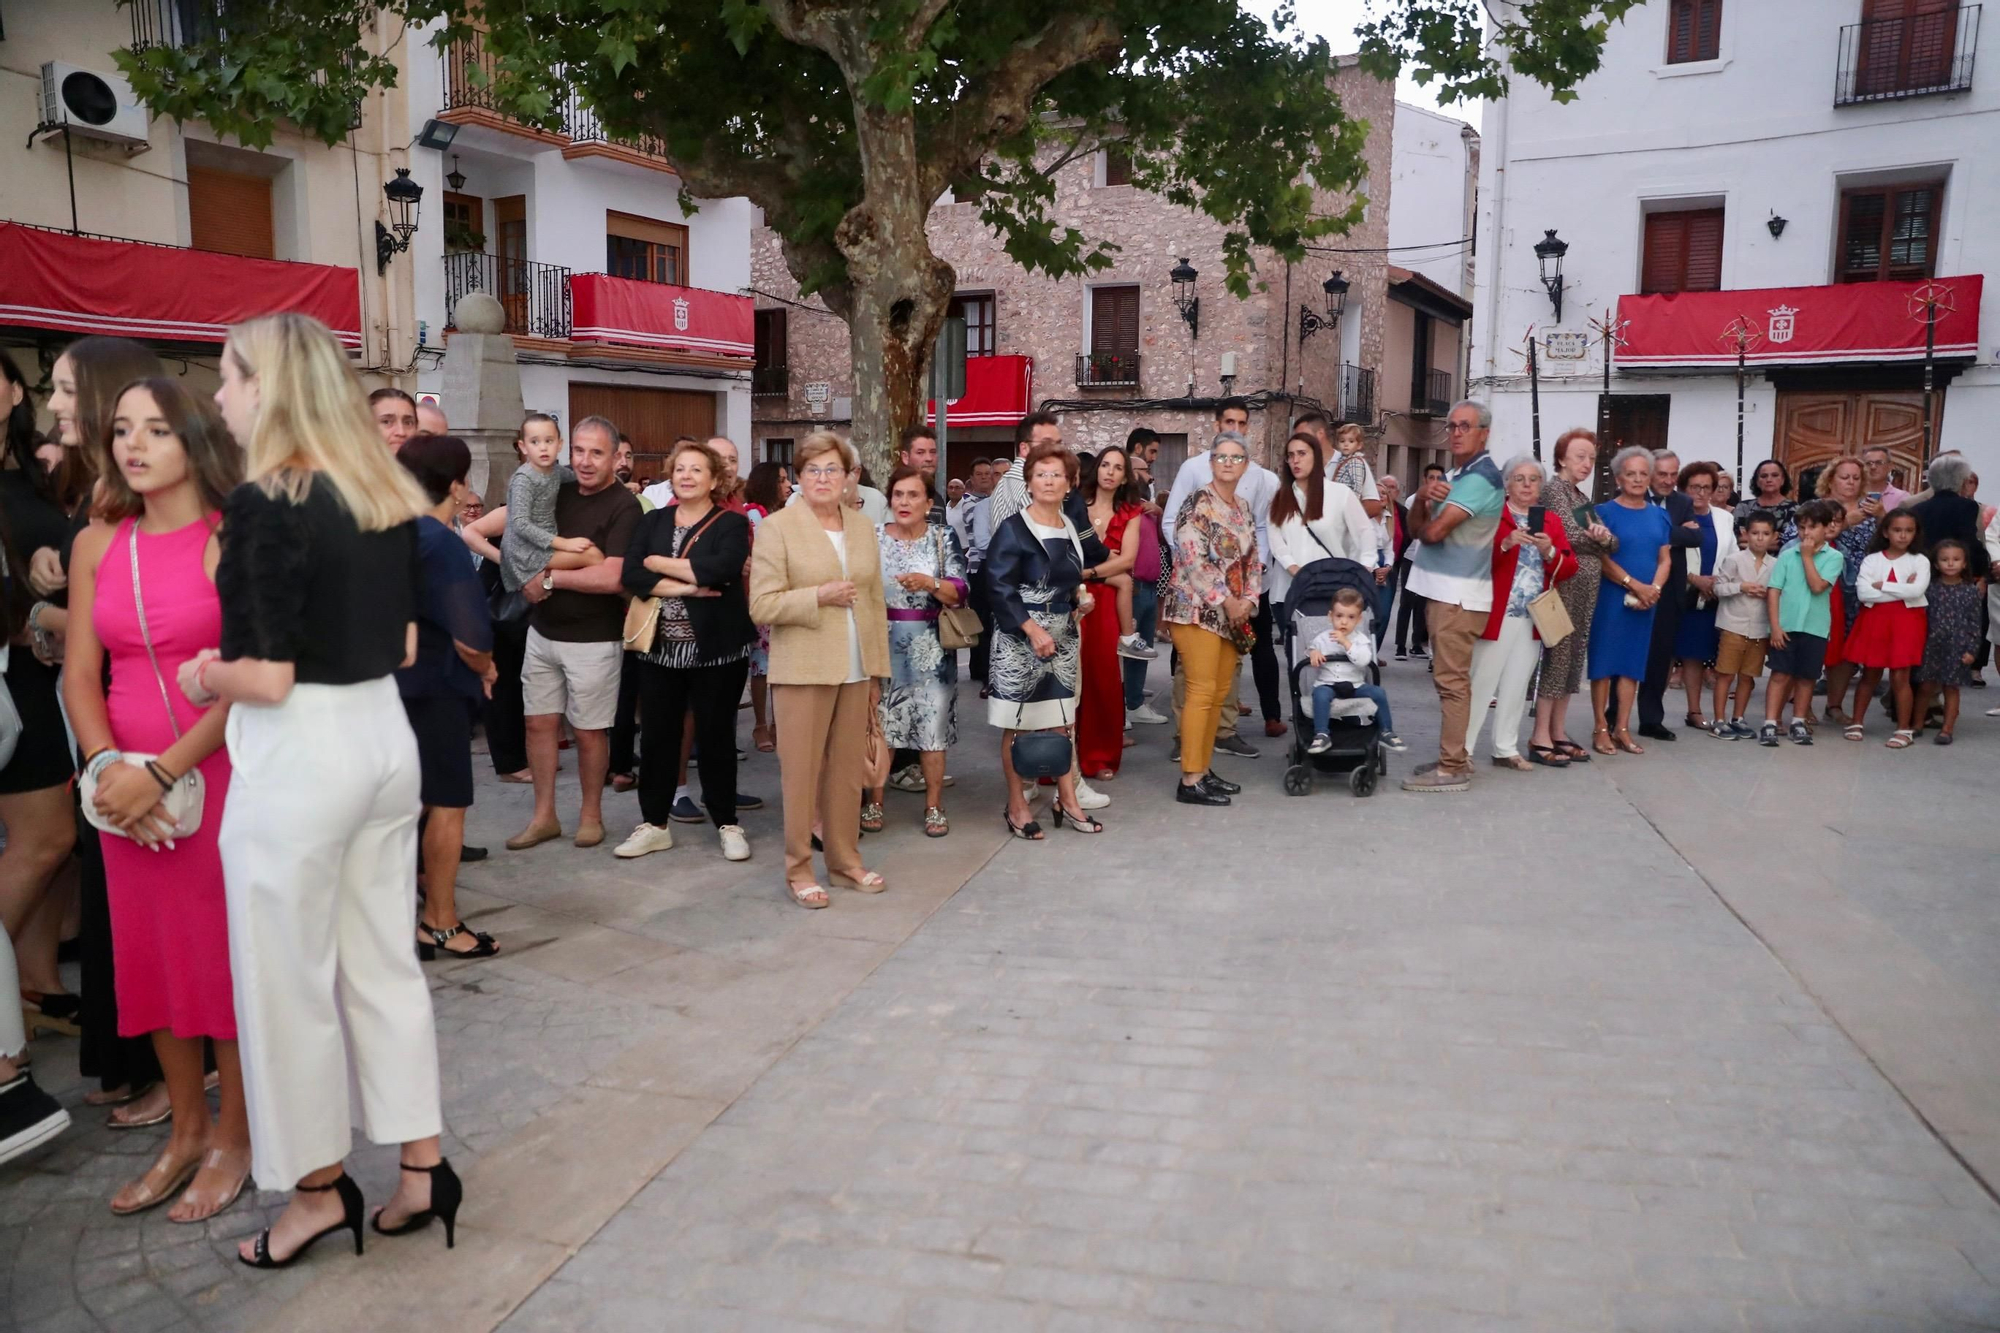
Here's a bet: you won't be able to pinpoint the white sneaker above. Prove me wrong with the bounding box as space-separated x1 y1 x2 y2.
888 764 926 792
1988 706 2000 717
613 822 676 859
718 825 750 861
1124 715 1133 731
1075 779 1112 811
1117 633 1158 660
1127 702 1170 725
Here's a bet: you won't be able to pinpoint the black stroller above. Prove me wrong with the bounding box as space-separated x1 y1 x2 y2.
1279 557 1388 797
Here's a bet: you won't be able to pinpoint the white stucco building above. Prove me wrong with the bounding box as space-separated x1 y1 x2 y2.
1471 0 1996 491
401 23 754 477
1389 101 1480 302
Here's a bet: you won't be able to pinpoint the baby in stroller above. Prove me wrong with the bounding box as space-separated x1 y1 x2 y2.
1306 589 1405 753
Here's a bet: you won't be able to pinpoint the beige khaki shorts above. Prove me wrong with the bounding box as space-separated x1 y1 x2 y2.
1715 629 1769 678
522 628 623 730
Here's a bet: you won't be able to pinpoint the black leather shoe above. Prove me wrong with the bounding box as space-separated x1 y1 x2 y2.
1201 771 1241 796
1637 723 1678 742
459 845 489 864
1175 780 1230 806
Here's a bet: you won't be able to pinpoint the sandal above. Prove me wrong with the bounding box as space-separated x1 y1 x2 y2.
1051 804 1104 834
416 922 499 961
1843 723 1866 742
1004 811 1044 841
171 1146 252 1224
1935 731 1955 745
1886 729 1915 749
858 802 885 834
787 881 829 909
1613 729 1645 755
1527 745 1570 768
752 724 776 753
1684 713 1706 730
110 1147 206 1216
923 807 949 838
1491 754 1534 772
830 869 887 893
1592 727 1617 756
1089 769 1116 782
1555 739 1591 763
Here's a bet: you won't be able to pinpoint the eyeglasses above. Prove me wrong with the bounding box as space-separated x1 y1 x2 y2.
1446 421 1482 434
1212 453 1248 465
800 465 847 480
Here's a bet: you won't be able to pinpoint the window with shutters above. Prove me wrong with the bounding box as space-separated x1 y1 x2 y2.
1848 0 1966 101
606 211 688 286
1838 183 1942 282
1666 0 1722 63
949 293 995 357
753 309 788 396
1082 285 1141 386
1102 145 1133 187
187 166 275 259
1640 207 1725 294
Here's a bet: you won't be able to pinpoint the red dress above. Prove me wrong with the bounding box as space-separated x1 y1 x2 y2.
1075 503 1143 778
1844 568 1928 669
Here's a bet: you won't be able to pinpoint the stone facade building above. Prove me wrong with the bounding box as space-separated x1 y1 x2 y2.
749 59 1462 492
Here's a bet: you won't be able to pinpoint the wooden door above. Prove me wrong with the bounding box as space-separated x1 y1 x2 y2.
1776 390 1933 490
567 383 717 475
494 195 528 333
1595 394 1672 496
1857 0 1959 97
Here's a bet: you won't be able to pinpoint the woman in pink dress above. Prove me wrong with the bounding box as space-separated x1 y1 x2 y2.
63 378 247 1221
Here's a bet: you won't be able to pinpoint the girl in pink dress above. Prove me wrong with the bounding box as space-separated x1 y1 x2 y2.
63 378 247 1222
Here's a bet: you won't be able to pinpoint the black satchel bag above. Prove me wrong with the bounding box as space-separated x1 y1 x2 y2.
1008 698 1072 778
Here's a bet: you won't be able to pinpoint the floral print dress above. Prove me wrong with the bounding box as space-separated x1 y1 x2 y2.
877 523 967 750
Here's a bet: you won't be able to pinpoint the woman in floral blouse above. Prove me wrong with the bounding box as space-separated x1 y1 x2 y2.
1161 432 1261 807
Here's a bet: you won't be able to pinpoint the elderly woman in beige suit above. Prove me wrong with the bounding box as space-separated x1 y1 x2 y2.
750 431 892 908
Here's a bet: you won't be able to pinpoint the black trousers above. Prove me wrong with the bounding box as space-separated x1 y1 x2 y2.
1395 560 1429 654
1632 593 1687 730
1250 593 1281 721
74 800 160 1093
486 616 529 776
968 566 994 681
636 657 749 828
609 649 642 777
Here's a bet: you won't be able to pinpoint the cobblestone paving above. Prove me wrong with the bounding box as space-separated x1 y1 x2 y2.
497 663 2000 1333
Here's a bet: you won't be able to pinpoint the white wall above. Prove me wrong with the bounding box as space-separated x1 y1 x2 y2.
1389 102 1477 297
1471 0 2000 483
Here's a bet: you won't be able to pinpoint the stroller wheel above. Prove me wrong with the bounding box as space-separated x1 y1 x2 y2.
1283 764 1315 797
1350 765 1378 798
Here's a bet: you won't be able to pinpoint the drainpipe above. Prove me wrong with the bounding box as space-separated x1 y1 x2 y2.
1476 16 1511 391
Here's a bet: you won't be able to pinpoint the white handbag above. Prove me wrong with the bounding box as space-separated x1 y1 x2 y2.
80 524 205 840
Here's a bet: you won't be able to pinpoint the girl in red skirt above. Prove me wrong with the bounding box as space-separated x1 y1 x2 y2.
1845 509 1929 747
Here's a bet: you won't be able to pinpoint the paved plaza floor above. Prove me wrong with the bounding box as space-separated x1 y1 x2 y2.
7 657 2000 1332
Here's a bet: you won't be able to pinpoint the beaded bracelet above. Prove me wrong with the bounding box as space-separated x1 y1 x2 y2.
144 760 178 793
84 749 124 783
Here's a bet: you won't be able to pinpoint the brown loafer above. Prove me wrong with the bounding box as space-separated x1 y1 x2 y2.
573 822 606 849
504 821 563 851
1491 754 1534 772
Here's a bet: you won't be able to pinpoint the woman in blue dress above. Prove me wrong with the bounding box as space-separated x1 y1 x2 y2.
1587 446 1673 755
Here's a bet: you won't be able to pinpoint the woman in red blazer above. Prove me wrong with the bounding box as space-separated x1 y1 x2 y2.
1470 456 1580 769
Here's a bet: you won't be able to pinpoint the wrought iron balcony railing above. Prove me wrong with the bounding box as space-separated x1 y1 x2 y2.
752 362 790 397
1836 4 1979 104
1412 367 1453 418
1075 350 1141 388
443 251 573 340
1336 364 1376 426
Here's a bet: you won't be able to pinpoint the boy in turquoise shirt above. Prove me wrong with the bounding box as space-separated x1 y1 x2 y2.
1760 499 1845 746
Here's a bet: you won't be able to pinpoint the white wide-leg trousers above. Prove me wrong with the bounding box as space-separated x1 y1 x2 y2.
220 677 441 1189
1467 612 1540 760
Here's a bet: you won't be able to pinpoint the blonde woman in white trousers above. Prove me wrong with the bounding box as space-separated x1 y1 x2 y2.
182 314 462 1270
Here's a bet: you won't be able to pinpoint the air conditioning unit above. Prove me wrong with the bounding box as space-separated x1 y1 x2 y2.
39 62 152 150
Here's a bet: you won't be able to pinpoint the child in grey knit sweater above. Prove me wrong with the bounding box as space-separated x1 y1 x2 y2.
501 413 601 591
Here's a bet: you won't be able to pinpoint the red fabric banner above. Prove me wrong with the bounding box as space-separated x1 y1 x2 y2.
570 273 753 358
1616 276 1981 368
927 354 1034 427
0 222 361 348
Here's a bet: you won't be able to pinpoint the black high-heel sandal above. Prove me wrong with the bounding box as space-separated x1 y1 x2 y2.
416 923 498 962
371 1158 463 1249
1003 810 1043 840
240 1173 364 1269
1051 804 1103 835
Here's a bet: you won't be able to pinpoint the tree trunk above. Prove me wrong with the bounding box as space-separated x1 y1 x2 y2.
831 104 956 480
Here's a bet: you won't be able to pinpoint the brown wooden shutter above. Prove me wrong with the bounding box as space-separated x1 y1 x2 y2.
1666 0 1721 63
188 166 274 259
1682 210 1724 291
754 308 786 364
1641 208 1724 294
1104 145 1132 187
1091 286 1139 354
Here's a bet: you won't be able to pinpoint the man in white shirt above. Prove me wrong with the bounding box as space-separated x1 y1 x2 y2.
1159 401 1282 755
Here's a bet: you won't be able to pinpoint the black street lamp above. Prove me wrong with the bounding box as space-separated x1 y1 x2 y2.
1298 270 1349 344
1533 228 1568 323
1170 256 1200 340
375 167 424 275
445 155 467 192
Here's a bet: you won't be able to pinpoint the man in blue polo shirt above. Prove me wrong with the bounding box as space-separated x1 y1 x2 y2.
1401 400 1505 793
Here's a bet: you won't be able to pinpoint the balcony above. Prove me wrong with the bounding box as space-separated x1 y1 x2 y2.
1836 4 1979 104
444 251 573 340
753 361 789 397
127 0 247 48
1411 367 1453 418
437 31 674 167
1336 364 1375 426
1613 276 1983 367
929 355 1035 426
1075 350 1141 388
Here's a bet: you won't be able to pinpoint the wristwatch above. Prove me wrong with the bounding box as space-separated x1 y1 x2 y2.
541 572 555 593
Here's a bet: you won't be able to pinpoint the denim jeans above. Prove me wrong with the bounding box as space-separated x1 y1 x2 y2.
1312 682 1393 735
1122 581 1158 710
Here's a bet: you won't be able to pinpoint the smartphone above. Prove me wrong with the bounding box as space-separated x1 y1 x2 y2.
1866 491 1883 505
1526 505 1546 534
1573 503 1601 530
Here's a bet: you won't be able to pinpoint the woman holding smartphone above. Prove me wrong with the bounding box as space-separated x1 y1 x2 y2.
1466 456 1578 768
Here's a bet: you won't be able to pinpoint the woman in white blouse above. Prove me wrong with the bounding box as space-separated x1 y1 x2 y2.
1266 432 1375 607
